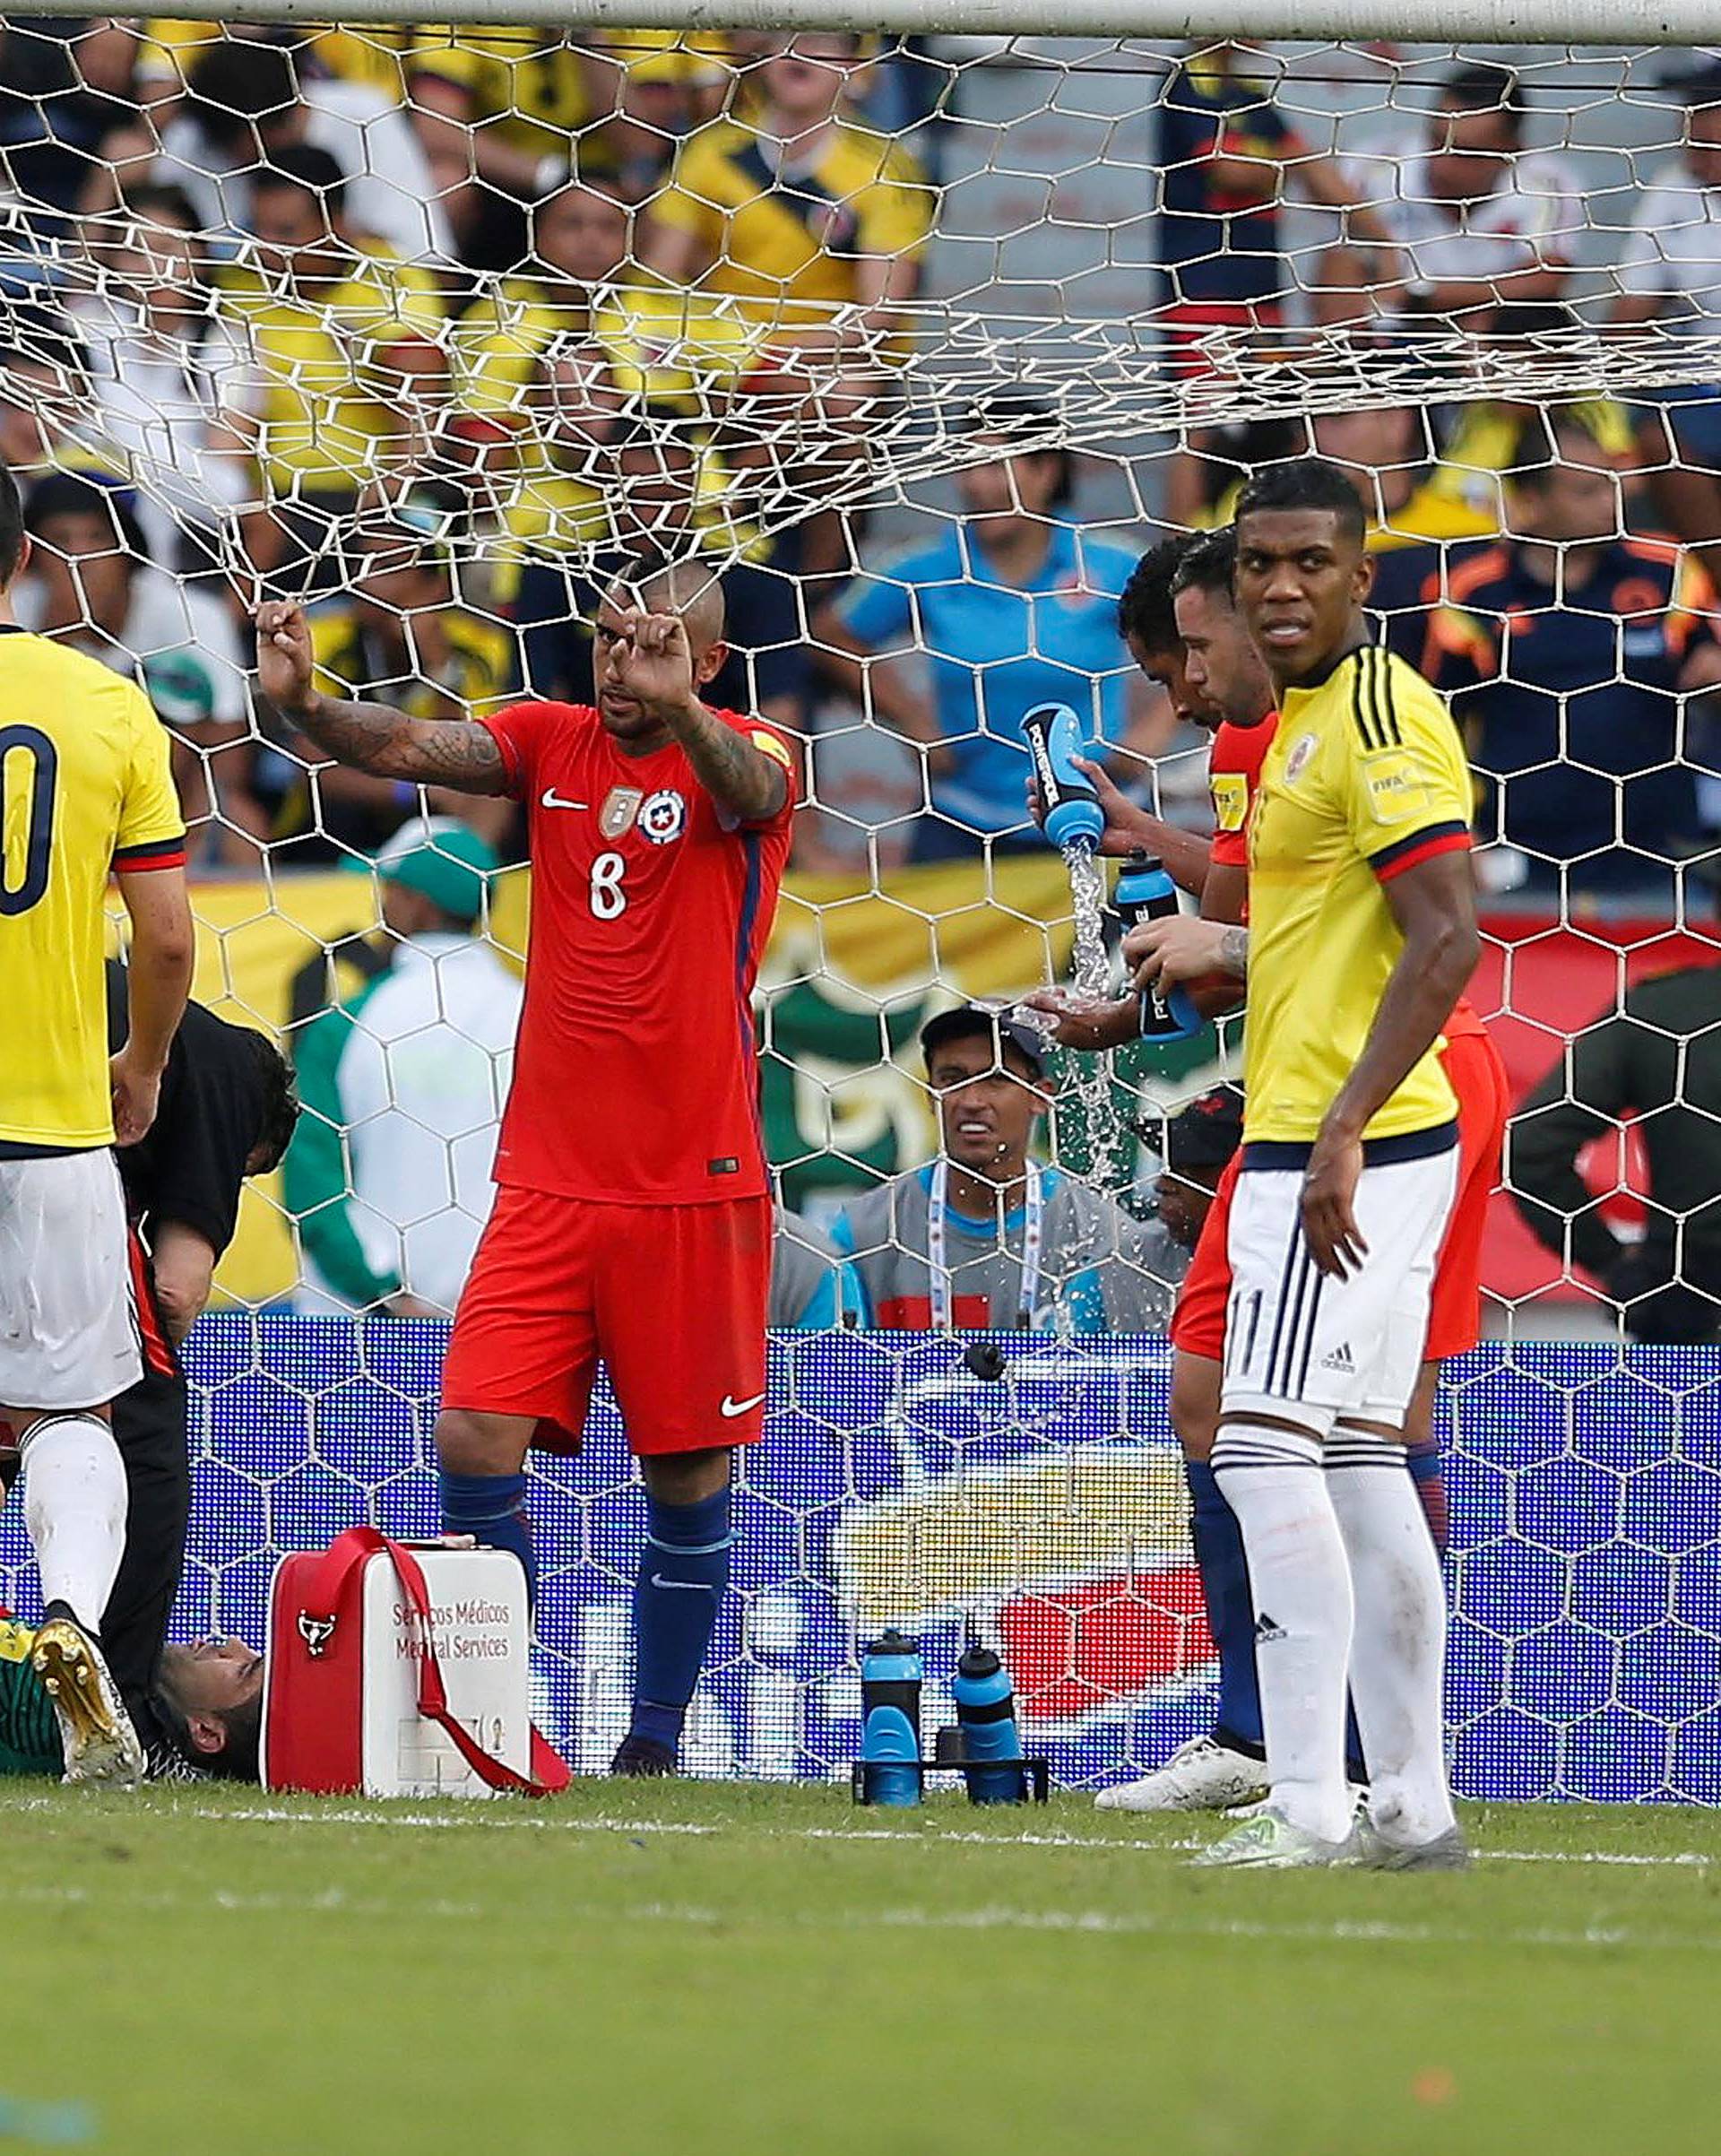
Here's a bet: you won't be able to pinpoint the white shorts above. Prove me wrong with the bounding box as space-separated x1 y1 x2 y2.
1221 1140 1459 1438
0 1151 142 1413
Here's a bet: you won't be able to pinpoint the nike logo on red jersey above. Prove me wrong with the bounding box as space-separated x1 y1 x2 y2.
720 1392 765 1418
541 789 588 810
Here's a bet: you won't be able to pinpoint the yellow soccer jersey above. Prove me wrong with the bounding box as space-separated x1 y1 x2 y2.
649 118 933 331
140 21 414 100
0 633 185 1150
1244 645 1474 1150
309 608 513 721
451 279 753 425
410 29 610 165
215 247 445 493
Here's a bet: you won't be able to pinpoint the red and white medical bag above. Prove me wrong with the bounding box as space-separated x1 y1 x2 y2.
261 1527 568 1799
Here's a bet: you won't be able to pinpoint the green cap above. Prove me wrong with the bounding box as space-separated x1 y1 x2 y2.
368 817 500 925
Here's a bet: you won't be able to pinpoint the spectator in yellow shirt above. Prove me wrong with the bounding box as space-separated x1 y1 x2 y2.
269 481 515 860
409 27 624 268
452 178 750 431
643 30 931 353
213 145 446 587
642 31 934 574
135 21 416 109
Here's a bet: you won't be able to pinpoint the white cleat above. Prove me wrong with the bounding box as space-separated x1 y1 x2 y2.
1189 1805 1348 1869
32 1616 145 1788
1337 1815 1472 1873
1096 1736 1269 1814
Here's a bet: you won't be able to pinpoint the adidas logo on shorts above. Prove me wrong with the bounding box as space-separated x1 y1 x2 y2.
1319 1342 1356 1372
1254 1612 1287 1644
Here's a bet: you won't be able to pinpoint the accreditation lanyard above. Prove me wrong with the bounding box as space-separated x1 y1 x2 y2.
927 1160 1045 1334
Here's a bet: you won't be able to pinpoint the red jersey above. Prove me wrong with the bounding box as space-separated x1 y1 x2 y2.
479 700 795 1205
1210 706 1483 1034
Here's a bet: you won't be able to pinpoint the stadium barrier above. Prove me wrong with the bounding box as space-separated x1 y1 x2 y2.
3 1315 1714 1804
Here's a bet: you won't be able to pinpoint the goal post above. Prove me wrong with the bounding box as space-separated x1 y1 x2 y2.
0 12 1715 1797
10 1 1721 39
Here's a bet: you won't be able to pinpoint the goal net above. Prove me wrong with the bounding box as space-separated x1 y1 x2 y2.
0 13 1718 1799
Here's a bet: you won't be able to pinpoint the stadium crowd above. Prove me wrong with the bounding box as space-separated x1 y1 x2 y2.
0 30 1718 875
0 25 1717 1330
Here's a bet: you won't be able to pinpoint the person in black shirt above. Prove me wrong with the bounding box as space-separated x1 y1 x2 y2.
100 961 296 1774
1511 963 1721 1344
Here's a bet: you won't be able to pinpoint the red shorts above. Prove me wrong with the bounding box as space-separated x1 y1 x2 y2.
1168 1027 1512 1364
1169 1152 1239 1361
1424 1026 1510 1361
440 1187 772 1456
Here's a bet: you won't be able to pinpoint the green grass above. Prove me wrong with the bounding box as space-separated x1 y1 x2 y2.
2 1781 1718 2155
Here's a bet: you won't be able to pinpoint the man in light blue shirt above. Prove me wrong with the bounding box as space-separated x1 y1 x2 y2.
813 403 1155 858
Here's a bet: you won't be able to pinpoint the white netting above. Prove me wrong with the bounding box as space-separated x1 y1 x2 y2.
0 19 1718 1796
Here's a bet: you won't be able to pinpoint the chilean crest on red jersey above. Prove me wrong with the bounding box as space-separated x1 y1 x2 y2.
478 701 795 1207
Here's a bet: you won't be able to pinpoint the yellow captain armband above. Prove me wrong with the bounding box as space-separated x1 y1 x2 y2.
749 730 794 772
1210 771 1250 835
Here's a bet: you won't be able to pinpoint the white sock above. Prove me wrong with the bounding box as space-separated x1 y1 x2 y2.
1212 1421 1353 1842
21 1413 128 1632
1326 1427 1457 1847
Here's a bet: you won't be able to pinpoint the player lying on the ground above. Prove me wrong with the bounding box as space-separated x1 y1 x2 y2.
0 1616 259 1780
1029 527 1508 1818
0 455 195 1786
1 970 294 1779
99 962 296 1772
257 564 796 1778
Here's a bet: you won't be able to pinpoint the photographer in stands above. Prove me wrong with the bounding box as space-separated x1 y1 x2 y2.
833 1005 1177 1333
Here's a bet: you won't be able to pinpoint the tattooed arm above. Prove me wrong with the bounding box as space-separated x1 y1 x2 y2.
666 698 790 825
254 602 511 796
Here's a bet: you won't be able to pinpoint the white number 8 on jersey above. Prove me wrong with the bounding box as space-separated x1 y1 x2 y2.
589 850 627 920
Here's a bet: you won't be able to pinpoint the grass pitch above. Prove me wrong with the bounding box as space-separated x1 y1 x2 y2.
2 1781 1717 2156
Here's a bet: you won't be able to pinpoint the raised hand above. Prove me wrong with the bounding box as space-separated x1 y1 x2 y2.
612 610 697 722
255 602 316 717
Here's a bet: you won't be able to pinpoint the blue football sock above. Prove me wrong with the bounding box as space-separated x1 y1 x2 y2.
1186 1459 1262 1753
1406 1439 1450 1557
631 1485 734 1754
439 1470 538 1610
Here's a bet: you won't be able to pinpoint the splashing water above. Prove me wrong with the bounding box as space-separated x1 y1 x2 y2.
1059 838 1128 1191
1065 838 1110 1000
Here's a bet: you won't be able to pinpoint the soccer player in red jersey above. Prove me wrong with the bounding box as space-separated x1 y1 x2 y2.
1031 527 1509 1813
257 562 796 1775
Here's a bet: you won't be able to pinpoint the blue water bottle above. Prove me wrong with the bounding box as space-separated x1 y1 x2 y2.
952 1643 1025 1805
1021 704 1104 853
860 1629 923 1806
1113 851 1204 1043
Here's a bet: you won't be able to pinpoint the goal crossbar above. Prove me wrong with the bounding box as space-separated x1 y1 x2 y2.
13 0 1717 52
